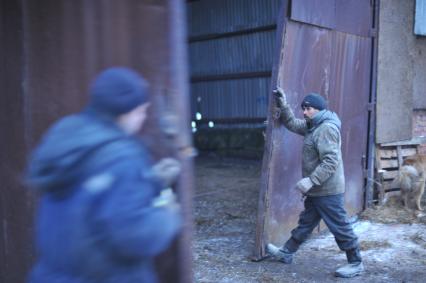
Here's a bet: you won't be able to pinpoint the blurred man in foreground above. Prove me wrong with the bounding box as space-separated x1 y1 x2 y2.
26 67 182 283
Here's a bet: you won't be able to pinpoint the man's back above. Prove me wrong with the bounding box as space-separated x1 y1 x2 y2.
27 112 181 283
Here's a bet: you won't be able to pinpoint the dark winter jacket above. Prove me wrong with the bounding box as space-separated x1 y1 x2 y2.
26 110 181 283
279 105 345 196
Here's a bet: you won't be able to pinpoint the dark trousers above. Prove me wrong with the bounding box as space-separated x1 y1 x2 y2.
284 194 359 254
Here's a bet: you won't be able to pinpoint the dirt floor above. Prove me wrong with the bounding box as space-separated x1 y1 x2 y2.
193 156 426 283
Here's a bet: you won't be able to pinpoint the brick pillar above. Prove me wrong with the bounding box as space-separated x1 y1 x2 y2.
413 110 426 154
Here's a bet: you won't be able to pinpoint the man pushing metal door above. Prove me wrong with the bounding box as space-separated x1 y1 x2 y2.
266 87 364 278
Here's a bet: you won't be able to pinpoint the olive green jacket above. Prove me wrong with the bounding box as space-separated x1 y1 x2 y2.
279 104 345 196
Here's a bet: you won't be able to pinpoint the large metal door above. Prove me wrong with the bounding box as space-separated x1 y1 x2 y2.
255 0 377 258
0 1 193 282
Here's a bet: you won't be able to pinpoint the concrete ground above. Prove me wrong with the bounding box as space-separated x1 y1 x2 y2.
193 156 426 283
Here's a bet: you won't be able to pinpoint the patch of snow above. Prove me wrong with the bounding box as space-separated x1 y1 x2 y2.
303 220 426 263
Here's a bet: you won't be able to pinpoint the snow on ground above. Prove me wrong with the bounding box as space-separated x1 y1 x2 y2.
194 157 426 283
304 220 426 264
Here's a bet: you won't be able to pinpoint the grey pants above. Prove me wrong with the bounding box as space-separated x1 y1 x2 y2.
284 193 359 253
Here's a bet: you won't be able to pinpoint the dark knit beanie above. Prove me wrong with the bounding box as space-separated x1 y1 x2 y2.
301 93 327 111
89 67 148 117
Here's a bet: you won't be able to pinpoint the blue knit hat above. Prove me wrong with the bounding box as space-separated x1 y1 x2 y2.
89 67 148 116
301 93 327 110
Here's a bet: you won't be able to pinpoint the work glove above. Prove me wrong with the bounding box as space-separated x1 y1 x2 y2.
160 112 179 137
295 177 314 195
272 87 287 109
152 188 180 212
151 158 181 188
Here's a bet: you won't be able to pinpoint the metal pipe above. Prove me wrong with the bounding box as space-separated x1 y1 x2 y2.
364 0 380 208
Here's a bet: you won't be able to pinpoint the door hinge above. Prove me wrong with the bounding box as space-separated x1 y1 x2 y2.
367 102 375 112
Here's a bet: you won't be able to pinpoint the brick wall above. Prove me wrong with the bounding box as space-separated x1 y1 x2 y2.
413 110 426 154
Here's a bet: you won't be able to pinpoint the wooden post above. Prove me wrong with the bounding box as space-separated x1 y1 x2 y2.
397 145 403 169
376 147 385 205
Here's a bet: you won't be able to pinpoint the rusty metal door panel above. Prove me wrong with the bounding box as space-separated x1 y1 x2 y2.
0 1 193 283
335 0 373 37
262 21 335 247
291 0 372 37
255 0 375 259
329 32 372 214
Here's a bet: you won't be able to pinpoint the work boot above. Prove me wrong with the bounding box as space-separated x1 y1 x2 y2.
266 243 293 264
335 262 364 278
335 248 364 278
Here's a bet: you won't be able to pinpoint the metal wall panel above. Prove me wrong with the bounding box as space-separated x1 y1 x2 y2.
188 0 281 37
291 0 373 37
189 31 275 77
0 1 193 282
290 0 335 30
335 0 373 37
191 78 270 126
255 0 375 259
187 0 281 128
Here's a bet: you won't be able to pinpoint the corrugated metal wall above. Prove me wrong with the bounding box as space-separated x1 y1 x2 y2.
187 0 282 129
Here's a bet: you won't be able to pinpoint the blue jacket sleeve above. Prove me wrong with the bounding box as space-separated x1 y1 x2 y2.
91 158 182 260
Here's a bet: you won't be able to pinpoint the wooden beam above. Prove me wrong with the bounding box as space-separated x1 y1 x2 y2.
397 145 403 170
379 147 417 159
380 136 426 147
